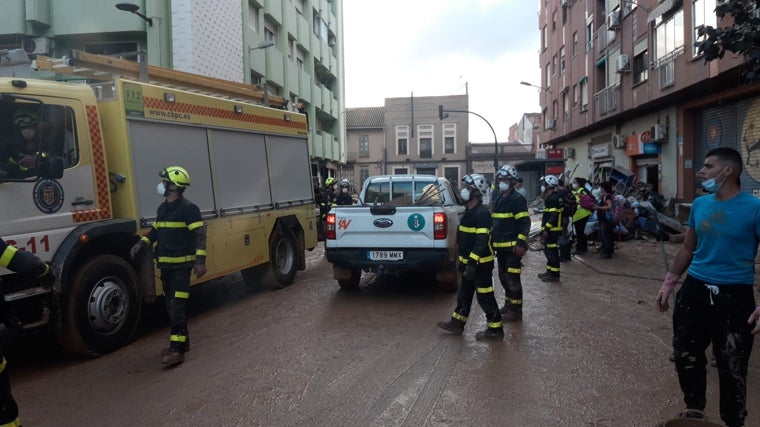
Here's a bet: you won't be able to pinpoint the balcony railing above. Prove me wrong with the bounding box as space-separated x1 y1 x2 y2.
593 83 620 116
655 46 684 89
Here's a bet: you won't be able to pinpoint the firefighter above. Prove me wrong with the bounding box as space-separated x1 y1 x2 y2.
0 237 55 426
130 166 207 366
538 175 563 282
491 164 530 321
5 110 44 179
437 174 503 340
335 179 353 205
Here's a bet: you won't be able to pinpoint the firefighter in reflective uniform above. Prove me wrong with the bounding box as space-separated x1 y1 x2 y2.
130 166 207 366
320 177 337 219
5 110 45 179
437 174 503 340
335 179 353 205
538 175 563 282
0 237 54 427
491 165 530 321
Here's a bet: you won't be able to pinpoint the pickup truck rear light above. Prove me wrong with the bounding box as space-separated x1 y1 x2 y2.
326 213 336 240
433 212 447 240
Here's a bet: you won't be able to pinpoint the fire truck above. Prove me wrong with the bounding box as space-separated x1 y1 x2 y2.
0 50 317 356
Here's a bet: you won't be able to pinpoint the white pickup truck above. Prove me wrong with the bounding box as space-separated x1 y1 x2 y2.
325 175 464 290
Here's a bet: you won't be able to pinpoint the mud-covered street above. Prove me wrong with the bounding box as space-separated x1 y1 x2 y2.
7 240 760 427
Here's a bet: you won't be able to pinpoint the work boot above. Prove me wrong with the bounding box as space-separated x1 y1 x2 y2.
161 348 185 366
501 307 523 322
475 328 504 341
436 319 465 335
537 272 560 283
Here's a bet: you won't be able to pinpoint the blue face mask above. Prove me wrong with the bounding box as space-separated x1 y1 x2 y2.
701 168 728 193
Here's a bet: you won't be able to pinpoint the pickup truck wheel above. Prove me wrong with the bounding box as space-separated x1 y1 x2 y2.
337 268 361 290
58 255 141 356
271 231 298 287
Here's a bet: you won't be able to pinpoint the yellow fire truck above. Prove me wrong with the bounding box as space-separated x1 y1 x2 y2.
0 51 317 356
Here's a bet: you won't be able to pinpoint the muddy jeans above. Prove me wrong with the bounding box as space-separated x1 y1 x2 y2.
673 276 755 427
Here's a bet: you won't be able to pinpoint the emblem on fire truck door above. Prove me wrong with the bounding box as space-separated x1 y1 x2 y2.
32 179 64 214
407 213 425 231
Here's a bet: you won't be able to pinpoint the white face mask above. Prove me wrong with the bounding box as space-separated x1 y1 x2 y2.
540 185 546 193
498 182 509 192
460 188 471 201
333 184 339 190
571 183 579 190
341 187 347 193
157 182 167 197
20 127 36 140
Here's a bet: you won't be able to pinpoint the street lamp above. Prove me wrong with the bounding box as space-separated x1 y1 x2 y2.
520 81 547 92
115 3 153 26
249 40 275 106
439 105 500 176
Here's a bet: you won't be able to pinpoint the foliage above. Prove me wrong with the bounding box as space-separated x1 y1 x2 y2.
697 0 760 81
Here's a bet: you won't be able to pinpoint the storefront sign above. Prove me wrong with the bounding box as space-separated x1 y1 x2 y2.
591 143 610 158
625 131 661 156
547 148 564 159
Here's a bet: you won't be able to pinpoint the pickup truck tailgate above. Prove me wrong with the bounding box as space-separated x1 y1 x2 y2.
330 206 446 249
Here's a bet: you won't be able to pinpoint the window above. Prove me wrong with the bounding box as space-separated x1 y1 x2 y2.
572 31 578 56
655 10 684 62
580 78 588 112
545 63 551 89
313 11 328 40
692 0 717 56
418 124 433 158
560 46 566 75
393 168 408 175
443 123 456 154
552 10 557 31
444 167 459 189
264 19 277 43
542 26 548 51
562 92 569 120
359 135 369 157
633 38 648 85
248 3 259 32
573 84 579 105
396 125 408 155
552 55 557 76
586 22 593 52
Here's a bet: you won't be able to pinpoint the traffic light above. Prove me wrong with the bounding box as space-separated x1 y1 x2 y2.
438 105 448 120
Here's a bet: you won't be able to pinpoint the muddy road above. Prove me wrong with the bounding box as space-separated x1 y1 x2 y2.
7 242 760 426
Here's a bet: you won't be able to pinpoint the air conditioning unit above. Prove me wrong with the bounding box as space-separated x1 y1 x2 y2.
562 0 572 6
607 10 621 30
564 147 576 159
616 54 631 72
545 119 556 130
651 124 667 141
612 134 625 149
22 37 51 55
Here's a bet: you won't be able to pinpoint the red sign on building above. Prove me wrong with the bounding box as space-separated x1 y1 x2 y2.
547 148 564 159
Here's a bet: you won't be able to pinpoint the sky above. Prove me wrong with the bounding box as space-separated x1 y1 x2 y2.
342 0 543 144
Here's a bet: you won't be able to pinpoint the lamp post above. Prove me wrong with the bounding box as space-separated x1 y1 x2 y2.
249 40 275 106
439 105 500 176
520 81 546 92
115 3 153 26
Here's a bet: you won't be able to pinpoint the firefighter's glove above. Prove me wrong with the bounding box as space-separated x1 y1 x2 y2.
193 263 207 279
38 263 55 288
513 246 525 258
19 155 36 168
656 272 679 312
462 264 476 281
542 231 548 241
129 241 146 259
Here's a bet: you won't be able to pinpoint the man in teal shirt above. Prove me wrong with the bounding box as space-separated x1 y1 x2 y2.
656 147 760 427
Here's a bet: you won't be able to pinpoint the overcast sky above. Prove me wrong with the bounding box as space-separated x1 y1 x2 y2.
343 0 543 143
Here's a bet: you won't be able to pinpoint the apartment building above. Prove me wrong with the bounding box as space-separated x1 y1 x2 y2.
0 0 344 180
539 0 760 201
345 94 469 189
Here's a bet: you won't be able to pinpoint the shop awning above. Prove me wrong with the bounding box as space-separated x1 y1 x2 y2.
595 56 606 67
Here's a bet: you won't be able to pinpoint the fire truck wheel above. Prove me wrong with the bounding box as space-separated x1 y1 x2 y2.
270 230 298 287
58 255 141 357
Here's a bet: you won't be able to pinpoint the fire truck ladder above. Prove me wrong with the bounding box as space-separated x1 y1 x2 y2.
32 50 286 108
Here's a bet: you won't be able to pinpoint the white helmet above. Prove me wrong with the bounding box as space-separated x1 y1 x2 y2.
543 175 559 188
462 174 489 193
496 164 518 180
339 178 350 188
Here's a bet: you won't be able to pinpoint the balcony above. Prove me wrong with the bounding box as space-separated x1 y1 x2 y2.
594 83 620 116
655 46 683 90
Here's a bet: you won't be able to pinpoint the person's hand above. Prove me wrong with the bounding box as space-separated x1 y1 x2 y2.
39 263 55 288
542 231 548 241
129 241 146 259
656 272 680 312
193 263 207 278
462 264 476 281
19 155 36 168
513 246 525 257
748 306 760 335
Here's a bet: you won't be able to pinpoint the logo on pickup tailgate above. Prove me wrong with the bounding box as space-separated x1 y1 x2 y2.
407 213 425 231
373 218 393 228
